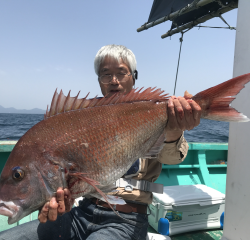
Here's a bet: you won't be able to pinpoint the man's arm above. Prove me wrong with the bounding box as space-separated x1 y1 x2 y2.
158 96 201 164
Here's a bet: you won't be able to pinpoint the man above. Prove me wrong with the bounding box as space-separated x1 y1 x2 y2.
0 45 201 240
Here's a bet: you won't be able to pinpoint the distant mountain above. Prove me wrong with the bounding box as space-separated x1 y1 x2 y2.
0 105 45 114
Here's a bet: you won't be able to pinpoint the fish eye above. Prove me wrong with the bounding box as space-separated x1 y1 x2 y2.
12 167 25 181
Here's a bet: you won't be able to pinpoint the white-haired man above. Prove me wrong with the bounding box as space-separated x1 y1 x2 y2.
0 45 201 240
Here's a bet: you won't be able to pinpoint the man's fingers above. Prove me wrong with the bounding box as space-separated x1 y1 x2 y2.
167 97 180 131
188 99 201 127
173 98 185 131
166 96 202 135
38 202 49 224
48 197 58 222
57 188 65 215
178 97 193 130
64 188 71 199
64 188 73 212
38 188 73 224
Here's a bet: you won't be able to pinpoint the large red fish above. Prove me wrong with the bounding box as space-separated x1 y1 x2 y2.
0 74 250 224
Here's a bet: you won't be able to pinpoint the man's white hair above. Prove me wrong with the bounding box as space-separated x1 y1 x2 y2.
94 44 137 79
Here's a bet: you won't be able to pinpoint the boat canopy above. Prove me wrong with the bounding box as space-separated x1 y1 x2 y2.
148 0 194 24
137 0 238 38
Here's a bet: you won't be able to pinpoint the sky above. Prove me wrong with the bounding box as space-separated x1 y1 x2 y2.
0 1 238 110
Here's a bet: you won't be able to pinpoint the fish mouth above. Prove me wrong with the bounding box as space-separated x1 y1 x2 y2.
0 200 21 223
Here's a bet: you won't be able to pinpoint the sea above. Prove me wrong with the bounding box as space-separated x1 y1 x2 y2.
0 113 229 142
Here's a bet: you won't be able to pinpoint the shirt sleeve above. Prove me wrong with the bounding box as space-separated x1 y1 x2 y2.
157 133 189 165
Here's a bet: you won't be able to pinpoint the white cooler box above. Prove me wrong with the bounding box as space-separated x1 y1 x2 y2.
148 184 225 236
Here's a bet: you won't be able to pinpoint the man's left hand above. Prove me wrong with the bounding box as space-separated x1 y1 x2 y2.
165 96 201 142
38 188 74 223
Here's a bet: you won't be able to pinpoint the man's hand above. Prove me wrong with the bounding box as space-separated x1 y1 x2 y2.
165 96 201 142
38 188 74 223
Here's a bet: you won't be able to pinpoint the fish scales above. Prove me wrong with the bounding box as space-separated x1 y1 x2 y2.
51 101 168 197
8 100 168 199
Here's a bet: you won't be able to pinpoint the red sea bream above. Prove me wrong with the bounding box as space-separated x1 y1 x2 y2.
0 74 250 224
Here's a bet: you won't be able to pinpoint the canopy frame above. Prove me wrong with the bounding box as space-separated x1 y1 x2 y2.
137 0 217 32
137 0 238 39
161 1 237 39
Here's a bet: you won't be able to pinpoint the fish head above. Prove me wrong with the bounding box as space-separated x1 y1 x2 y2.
0 139 67 224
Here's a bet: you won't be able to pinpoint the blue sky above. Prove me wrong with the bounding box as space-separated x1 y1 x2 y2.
0 1 238 110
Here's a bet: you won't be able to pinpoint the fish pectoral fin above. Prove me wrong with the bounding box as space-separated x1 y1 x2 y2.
89 193 126 205
69 173 121 216
143 132 165 158
99 183 116 193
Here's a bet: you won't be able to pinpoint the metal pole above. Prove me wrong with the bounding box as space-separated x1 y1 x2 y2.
221 0 250 239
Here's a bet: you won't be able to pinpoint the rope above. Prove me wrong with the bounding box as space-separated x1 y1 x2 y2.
172 26 192 95
173 32 184 96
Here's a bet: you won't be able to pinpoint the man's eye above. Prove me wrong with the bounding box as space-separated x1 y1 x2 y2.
118 72 126 75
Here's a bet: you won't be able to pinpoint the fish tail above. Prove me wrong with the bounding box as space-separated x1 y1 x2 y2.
192 73 250 122
70 173 130 222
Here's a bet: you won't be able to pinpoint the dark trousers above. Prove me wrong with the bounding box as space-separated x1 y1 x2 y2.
0 198 149 240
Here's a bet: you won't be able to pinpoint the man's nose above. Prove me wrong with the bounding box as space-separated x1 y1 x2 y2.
110 75 119 84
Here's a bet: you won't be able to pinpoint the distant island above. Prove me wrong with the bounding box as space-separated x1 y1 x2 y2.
0 105 45 114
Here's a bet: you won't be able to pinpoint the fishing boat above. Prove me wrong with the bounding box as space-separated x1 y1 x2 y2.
0 0 249 239
0 140 228 239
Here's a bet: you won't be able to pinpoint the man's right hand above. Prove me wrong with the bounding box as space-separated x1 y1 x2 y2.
38 188 74 223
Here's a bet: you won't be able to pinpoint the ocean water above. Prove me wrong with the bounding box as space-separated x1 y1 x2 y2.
184 119 229 143
0 113 229 142
0 113 44 141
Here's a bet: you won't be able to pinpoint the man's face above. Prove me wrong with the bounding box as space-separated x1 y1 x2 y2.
98 57 135 98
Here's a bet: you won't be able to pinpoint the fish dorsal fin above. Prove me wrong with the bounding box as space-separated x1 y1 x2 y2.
44 87 169 119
